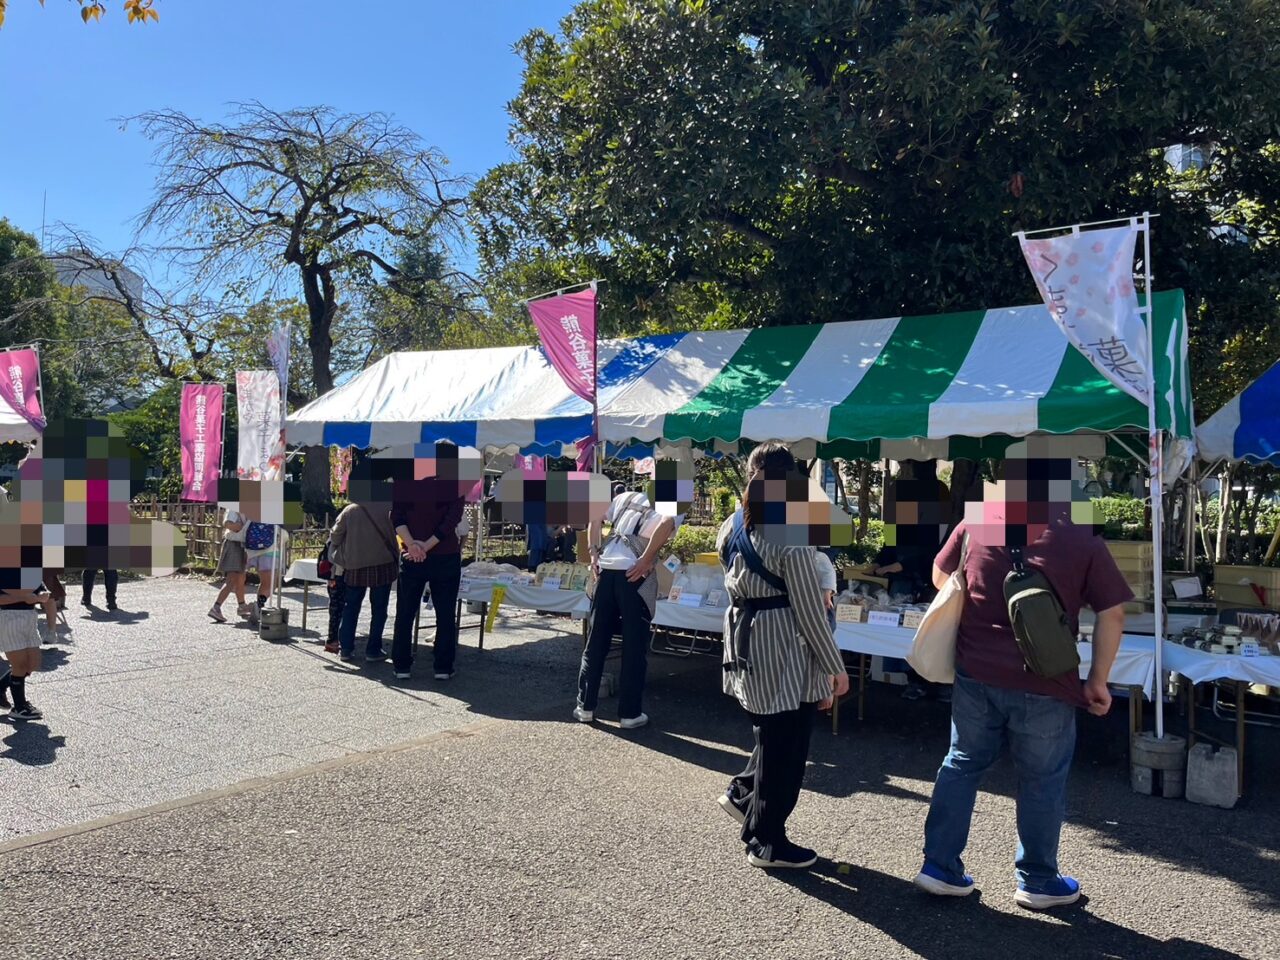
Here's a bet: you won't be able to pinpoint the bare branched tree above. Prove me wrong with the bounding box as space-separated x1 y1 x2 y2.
125 102 472 511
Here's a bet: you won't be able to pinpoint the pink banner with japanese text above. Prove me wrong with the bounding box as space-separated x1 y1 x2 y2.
0 347 46 433
526 288 597 403
180 383 224 502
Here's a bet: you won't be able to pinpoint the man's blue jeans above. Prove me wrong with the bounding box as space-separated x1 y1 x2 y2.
923 671 1077 891
338 582 391 657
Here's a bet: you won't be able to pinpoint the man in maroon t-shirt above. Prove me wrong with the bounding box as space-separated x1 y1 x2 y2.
912 462 1131 911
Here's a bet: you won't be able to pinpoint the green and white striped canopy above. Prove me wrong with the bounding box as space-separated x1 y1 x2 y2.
599 289 1193 450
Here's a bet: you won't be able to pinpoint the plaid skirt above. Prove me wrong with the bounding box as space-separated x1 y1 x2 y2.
0 609 40 653
344 560 399 588
216 539 248 575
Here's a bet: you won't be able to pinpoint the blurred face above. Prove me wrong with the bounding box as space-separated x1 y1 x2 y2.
963 451 1100 548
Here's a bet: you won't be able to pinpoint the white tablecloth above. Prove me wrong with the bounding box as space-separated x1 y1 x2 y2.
460 582 591 618
835 623 1158 696
653 600 728 633
284 559 325 585
1161 641 1280 687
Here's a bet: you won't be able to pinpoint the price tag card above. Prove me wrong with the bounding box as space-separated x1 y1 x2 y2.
706 589 725 608
677 592 704 607
836 604 866 623
496 573 516 585
663 555 683 574
541 577 562 591
867 610 903 628
667 585 683 603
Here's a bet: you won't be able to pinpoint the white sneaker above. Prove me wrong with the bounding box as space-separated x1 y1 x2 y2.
236 603 255 621
572 706 594 723
619 713 649 730
208 605 227 623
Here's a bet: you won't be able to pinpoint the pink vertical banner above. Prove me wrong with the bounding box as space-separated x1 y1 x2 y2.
0 347 46 432
526 288 597 403
180 383 224 502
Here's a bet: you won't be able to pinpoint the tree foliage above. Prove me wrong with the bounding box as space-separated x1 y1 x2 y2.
477 0 1280 409
0 0 158 28
126 103 473 513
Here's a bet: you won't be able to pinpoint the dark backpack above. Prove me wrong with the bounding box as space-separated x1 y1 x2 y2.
1003 546 1080 678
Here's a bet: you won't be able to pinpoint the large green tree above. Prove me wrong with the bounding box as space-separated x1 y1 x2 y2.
476 0 1280 410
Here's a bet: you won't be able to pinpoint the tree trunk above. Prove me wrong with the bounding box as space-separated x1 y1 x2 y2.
299 264 338 519
948 459 980 529
1215 465 1233 563
856 460 870 541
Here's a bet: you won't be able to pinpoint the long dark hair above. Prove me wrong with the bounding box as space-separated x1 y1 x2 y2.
744 442 797 530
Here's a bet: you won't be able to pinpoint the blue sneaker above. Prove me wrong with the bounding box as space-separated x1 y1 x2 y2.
913 862 975 897
1015 875 1081 910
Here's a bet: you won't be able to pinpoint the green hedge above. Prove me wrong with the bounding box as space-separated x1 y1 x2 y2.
670 524 720 563
1091 495 1147 539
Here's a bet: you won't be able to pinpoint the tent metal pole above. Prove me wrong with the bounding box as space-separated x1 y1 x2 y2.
1141 212 1166 740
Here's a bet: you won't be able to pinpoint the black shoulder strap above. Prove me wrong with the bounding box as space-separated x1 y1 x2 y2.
1009 544 1026 574
726 509 788 594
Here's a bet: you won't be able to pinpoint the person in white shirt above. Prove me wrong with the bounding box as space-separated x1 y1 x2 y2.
575 484 675 729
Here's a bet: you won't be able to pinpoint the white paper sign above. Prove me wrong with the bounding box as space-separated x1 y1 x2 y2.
867 610 903 628
706 589 725 608
676 592 704 608
1171 576 1202 599
541 577 562 591
663 555 683 574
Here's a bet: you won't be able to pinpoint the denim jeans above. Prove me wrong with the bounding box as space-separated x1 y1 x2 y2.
922 671 1077 891
339 581 391 656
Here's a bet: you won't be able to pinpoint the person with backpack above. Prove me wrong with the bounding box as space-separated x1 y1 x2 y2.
209 509 256 624
575 483 676 729
912 454 1131 910
244 520 281 615
715 443 849 871
330 497 400 663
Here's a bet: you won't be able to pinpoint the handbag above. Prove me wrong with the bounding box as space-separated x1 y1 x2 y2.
907 533 968 683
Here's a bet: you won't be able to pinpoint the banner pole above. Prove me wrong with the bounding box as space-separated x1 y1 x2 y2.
1142 211 1166 740
592 280 602 474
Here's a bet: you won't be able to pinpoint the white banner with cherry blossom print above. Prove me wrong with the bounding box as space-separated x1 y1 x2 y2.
236 370 285 481
1018 224 1150 404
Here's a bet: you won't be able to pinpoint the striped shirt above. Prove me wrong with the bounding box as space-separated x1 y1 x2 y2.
717 516 845 715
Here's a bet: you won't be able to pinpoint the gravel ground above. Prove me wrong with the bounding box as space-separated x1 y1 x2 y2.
1 577 1277 959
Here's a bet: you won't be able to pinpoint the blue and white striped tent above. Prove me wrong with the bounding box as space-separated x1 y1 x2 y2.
1196 357 1280 465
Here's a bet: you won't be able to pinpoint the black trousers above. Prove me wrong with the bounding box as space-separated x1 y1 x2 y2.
727 702 816 850
82 569 118 604
392 553 461 673
577 570 651 718
326 574 347 644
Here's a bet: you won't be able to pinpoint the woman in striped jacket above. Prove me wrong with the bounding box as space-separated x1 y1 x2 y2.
716 442 849 870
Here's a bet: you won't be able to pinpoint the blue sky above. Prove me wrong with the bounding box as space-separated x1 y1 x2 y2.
0 0 574 263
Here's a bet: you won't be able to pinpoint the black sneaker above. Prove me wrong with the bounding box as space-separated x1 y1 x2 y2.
80 597 93 609
106 601 119 612
8 703 43 722
747 839 818 870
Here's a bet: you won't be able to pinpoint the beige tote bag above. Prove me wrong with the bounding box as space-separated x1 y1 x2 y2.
907 534 969 683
